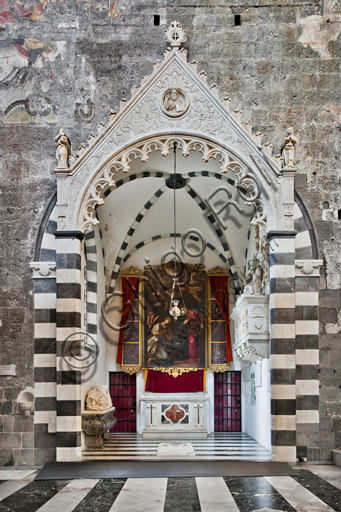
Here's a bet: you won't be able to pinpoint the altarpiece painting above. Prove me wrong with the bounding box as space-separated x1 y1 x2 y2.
118 264 231 375
142 263 206 370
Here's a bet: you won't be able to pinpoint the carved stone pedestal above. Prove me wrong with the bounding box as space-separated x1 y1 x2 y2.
231 294 270 364
82 407 116 448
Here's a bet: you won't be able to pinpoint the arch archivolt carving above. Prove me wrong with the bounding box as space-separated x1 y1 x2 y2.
76 134 271 233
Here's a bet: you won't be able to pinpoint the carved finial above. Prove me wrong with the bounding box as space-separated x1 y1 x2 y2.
199 71 207 84
165 20 187 49
281 127 297 168
120 98 128 111
209 83 219 97
221 97 231 111
275 154 284 168
109 110 117 121
131 85 139 98
69 153 78 168
88 132 96 145
54 128 71 169
98 122 106 135
79 143 87 156
253 132 263 146
233 109 243 124
189 60 198 73
263 141 273 157
244 120 253 135
153 60 162 72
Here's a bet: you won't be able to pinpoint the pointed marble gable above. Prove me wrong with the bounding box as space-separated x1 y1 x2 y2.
64 25 282 233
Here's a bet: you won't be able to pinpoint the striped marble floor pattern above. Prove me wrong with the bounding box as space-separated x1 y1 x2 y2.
83 432 273 461
0 465 340 511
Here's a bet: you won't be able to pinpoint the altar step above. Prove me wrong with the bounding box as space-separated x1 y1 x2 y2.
82 432 272 461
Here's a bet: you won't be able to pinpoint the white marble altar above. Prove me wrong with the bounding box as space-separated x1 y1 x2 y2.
140 392 210 439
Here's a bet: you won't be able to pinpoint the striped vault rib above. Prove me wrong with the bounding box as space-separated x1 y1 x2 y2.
106 169 250 292
122 233 229 266
184 183 242 292
108 182 169 293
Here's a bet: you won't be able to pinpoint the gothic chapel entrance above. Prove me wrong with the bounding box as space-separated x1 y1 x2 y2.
31 21 320 464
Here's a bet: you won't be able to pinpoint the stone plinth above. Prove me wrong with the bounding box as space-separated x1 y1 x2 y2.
82 406 116 448
140 392 210 439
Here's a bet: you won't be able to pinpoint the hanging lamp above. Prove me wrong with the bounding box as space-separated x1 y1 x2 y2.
169 141 186 322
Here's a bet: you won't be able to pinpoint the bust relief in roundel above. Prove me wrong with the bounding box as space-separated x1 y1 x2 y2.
160 88 190 118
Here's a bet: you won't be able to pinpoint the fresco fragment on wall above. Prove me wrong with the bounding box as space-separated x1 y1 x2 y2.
74 74 96 123
3 95 58 124
78 0 120 19
0 0 45 27
0 38 67 86
298 14 341 60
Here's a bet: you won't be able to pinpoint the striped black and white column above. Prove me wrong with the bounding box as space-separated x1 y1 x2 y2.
55 232 83 462
268 231 297 462
84 230 97 342
294 258 322 456
30 261 57 464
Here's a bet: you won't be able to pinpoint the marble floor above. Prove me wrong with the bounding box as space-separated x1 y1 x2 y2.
0 465 340 511
83 432 273 461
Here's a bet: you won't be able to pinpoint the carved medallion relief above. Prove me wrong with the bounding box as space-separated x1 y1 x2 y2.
160 88 189 118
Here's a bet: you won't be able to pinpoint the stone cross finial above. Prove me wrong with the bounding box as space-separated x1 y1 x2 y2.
165 20 187 49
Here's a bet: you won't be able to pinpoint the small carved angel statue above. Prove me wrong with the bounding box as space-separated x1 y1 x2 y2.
54 128 71 169
281 127 297 168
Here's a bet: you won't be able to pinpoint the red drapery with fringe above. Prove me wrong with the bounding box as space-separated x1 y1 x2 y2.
209 275 233 363
145 369 204 392
116 277 140 364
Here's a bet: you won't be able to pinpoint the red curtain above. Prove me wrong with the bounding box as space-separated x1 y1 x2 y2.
209 275 233 363
145 370 204 393
116 277 140 364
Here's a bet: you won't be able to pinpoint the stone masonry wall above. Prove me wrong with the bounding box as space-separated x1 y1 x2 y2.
0 0 340 464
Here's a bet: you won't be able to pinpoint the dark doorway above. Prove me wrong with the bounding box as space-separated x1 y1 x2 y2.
214 371 241 432
109 372 136 432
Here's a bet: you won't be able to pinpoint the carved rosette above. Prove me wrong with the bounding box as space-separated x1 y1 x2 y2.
230 294 270 365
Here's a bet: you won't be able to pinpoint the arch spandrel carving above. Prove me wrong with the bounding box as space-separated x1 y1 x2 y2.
58 29 281 233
